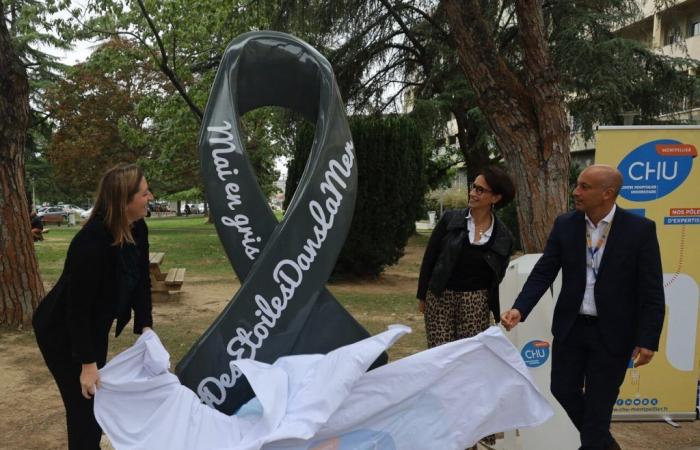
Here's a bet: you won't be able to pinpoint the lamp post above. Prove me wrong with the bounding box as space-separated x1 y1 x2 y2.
31 177 36 208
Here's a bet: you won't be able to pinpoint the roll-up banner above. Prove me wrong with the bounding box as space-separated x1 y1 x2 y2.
176 31 385 414
596 126 700 421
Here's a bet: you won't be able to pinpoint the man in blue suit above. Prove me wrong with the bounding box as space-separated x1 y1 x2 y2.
501 164 665 450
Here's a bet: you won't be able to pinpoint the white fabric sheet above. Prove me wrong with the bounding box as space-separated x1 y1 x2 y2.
95 326 552 450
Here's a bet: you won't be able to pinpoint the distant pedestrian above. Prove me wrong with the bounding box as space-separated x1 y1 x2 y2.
30 208 45 241
184 204 192 216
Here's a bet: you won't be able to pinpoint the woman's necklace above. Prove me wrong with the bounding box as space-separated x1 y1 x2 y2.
473 216 492 240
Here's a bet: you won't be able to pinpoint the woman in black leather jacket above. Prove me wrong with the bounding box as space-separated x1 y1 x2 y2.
416 166 515 448
417 166 516 342
33 163 154 449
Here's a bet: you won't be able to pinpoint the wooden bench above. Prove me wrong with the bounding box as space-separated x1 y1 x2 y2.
149 252 186 300
41 215 67 226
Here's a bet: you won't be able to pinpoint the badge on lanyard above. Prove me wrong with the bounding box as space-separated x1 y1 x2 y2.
586 221 612 280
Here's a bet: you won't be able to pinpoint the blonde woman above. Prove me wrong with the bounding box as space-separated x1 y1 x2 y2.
33 163 154 449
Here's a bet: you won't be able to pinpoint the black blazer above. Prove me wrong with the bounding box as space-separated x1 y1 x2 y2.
417 208 513 321
512 207 665 356
33 216 153 366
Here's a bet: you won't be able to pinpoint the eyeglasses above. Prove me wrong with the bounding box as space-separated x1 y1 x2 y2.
470 183 493 195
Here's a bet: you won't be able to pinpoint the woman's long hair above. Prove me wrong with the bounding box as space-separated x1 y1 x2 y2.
87 163 144 246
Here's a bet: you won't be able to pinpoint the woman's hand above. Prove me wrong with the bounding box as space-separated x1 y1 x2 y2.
142 326 152 333
80 363 100 399
418 300 426 314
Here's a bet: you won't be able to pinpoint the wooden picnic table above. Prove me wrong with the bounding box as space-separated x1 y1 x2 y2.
149 252 186 300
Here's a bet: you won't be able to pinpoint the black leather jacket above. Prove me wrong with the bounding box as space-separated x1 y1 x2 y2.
417 208 513 320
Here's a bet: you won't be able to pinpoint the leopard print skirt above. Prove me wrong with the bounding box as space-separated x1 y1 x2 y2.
424 288 496 447
424 288 494 348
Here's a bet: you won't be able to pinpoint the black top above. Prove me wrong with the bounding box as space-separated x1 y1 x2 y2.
31 214 44 230
445 230 495 291
33 216 152 366
116 243 141 319
417 209 513 320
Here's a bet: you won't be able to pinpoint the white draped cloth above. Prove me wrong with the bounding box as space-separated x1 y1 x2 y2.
94 326 552 450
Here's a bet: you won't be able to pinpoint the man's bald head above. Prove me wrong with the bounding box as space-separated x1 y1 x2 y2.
581 164 623 197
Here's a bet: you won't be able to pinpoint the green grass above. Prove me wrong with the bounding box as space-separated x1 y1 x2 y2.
37 213 288 284
335 291 427 359
36 216 237 283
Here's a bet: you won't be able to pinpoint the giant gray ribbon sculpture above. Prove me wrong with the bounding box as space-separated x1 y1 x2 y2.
176 31 386 415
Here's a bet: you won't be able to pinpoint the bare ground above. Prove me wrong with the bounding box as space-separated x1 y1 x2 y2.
1 267 698 449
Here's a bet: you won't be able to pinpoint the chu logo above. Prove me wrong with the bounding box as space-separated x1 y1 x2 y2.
618 139 696 202
521 340 550 368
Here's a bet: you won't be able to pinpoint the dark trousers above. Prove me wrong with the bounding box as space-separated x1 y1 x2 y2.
550 315 629 450
37 345 102 449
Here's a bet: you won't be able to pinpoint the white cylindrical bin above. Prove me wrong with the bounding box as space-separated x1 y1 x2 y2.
428 210 436 226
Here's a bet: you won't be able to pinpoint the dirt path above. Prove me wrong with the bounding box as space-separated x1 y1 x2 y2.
0 277 238 450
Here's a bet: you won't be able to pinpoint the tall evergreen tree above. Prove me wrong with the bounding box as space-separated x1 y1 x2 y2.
0 0 49 325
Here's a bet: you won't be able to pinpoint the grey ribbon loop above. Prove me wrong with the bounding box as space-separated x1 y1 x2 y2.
175 31 383 415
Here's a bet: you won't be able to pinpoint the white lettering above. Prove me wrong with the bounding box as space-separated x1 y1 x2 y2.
629 162 645 181
221 215 261 260
661 161 678 180
208 121 241 181
199 141 357 406
225 183 242 209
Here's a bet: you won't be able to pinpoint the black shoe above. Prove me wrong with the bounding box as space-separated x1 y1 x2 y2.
607 438 621 450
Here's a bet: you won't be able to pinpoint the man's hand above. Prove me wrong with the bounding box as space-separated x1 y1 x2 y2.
500 309 522 331
80 363 100 399
418 300 426 314
631 346 655 367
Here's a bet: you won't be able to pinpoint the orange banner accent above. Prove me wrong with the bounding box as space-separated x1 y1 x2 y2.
669 208 700 216
656 143 697 157
533 341 550 348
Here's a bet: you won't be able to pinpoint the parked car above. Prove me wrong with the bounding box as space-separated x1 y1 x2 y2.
181 203 206 214
80 207 93 219
37 206 69 224
149 201 170 213
58 204 86 215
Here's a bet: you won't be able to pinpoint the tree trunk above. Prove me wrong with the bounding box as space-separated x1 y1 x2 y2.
443 0 571 252
0 4 45 326
452 106 491 184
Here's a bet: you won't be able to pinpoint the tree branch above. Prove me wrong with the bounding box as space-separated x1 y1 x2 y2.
31 111 53 128
377 0 428 66
358 57 410 90
378 83 411 113
135 0 203 120
402 3 450 41
514 0 554 88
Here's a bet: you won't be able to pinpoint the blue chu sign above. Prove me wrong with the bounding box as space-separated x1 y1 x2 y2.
521 340 550 368
618 139 696 202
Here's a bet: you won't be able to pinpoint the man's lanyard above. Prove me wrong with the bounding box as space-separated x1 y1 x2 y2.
586 220 612 280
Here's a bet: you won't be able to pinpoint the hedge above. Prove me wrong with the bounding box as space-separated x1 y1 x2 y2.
285 114 428 277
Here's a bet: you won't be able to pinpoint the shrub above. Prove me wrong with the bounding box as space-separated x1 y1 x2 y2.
425 187 470 213
285 114 428 277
